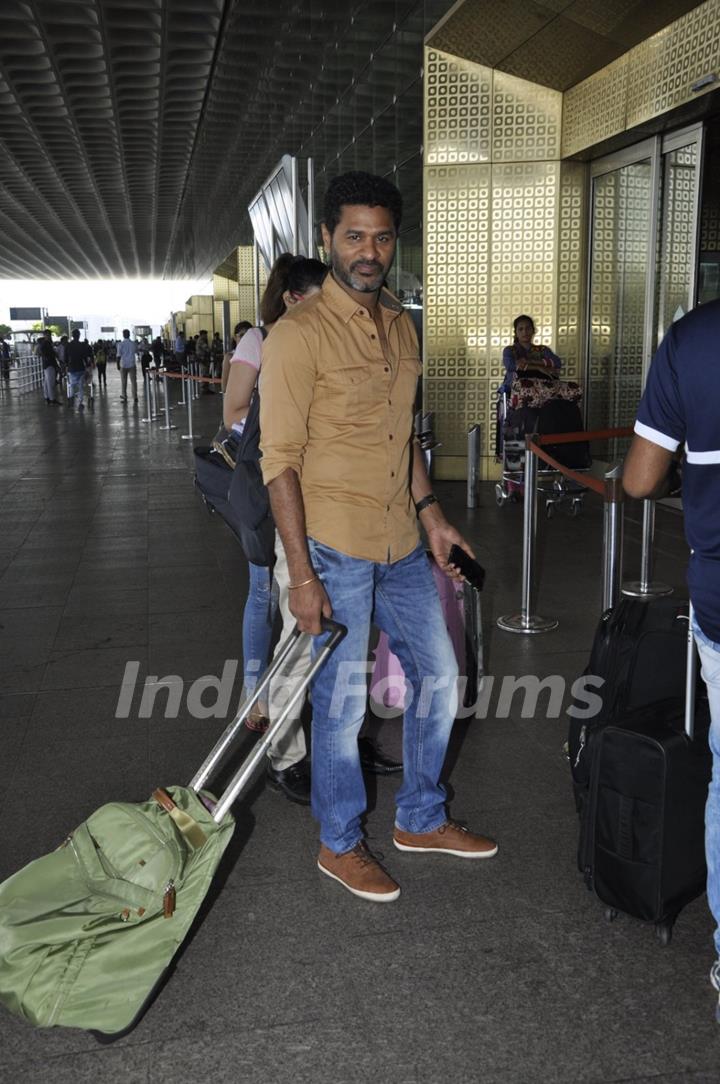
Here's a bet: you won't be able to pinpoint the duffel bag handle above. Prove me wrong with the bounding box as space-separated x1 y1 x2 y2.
189 619 346 822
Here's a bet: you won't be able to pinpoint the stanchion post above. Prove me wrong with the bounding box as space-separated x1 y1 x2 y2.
622 498 672 598
141 369 153 424
177 365 186 406
160 370 176 431
467 424 480 509
181 365 198 441
148 365 158 420
602 466 625 612
497 439 559 634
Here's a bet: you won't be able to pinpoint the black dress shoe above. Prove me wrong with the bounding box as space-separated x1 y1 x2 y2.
358 736 403 775
266 760 311 805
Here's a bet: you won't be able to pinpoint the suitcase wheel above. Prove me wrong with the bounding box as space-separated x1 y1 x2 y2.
655 921 673 947
604 907 618 923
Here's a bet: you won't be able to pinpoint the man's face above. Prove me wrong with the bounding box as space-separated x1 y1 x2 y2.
322 204 396 296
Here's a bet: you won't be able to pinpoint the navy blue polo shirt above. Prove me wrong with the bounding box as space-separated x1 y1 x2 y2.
635 298 720 642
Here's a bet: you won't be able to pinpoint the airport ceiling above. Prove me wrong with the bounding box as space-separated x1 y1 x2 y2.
0 0 704 282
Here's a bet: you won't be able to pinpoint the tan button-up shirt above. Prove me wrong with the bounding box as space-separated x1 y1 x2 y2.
259 273 422 563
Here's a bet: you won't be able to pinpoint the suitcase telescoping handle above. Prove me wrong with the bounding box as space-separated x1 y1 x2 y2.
189 618 347 824
685 601 697 740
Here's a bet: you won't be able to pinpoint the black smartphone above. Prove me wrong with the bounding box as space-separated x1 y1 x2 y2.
447 544 485 591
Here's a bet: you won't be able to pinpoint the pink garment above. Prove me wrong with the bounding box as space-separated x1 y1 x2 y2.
370 559 466 708
230 327 263 370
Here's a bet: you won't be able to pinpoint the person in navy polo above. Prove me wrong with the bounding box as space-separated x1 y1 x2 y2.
624 297 720 1022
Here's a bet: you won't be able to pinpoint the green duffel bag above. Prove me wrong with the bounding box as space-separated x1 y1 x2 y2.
0 786 234 1034
0 621 345 1037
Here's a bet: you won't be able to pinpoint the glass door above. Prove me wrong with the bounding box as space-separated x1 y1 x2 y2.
587 151 654 451
585 126 702 458
655 131 703 347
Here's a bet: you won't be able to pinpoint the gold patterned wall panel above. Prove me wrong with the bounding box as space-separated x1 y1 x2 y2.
237 285 256 322
657 145 697 337
424 161 493 473
424 47 573 480
701 198 720 253
556 160 587 382
562 1 720 156
490 161 559 381
213 274 229 301
430 0 545 68
587 162 652 454
425 50 492 166
236 246 254 284
425 163 492 378
562 55 628 157
627 2 720 128
424 377 491 460
492 72 562 163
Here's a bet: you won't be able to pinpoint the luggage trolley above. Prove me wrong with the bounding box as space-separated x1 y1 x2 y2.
494 387 590 518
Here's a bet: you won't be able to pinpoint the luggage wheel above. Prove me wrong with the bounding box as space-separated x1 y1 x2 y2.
655 921 673 946
604 907 618 923
494 483 505 507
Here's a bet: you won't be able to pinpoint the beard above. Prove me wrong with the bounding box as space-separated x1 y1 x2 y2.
330 251 387 293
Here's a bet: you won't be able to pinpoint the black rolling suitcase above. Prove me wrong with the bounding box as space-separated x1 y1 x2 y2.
569 596 690 825
580 606 712 944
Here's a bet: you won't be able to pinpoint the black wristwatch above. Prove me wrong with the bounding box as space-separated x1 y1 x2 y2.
415 494 439 515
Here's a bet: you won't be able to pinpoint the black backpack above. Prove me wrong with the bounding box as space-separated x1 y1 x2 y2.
227 376 275 566
193 327 274 567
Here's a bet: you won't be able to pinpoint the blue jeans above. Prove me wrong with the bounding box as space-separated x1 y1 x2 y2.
693 619 720 960
307 539 458 853
68 370 85 405
242 562 278 701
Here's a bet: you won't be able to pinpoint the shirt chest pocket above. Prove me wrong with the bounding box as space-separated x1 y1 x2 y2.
321 363 376 413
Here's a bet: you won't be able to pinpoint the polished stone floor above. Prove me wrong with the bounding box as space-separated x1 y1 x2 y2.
0 370 717 1083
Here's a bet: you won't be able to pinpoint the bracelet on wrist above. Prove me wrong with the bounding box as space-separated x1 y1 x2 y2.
287 575 317 591
415 494 439 516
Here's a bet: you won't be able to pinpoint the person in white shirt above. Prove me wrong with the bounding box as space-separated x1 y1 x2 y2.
117 329 138 402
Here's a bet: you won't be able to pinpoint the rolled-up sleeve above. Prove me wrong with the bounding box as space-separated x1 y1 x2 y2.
259 319 316 485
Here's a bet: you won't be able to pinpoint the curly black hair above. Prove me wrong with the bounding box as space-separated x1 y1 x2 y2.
323 171 403 235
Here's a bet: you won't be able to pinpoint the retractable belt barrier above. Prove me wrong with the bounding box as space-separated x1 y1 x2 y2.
159 368 222 441
497 426 635 634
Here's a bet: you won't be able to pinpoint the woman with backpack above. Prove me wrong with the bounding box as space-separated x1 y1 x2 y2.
218 255 328 745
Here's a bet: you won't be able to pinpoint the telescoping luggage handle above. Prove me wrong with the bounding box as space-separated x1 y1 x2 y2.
685 601 697 741
189 618 347 824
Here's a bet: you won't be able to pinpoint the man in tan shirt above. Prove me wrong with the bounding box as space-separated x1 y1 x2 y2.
260 172 497 903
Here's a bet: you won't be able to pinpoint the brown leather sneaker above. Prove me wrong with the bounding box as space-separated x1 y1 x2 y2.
317 842 401 902
393 820 498 859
